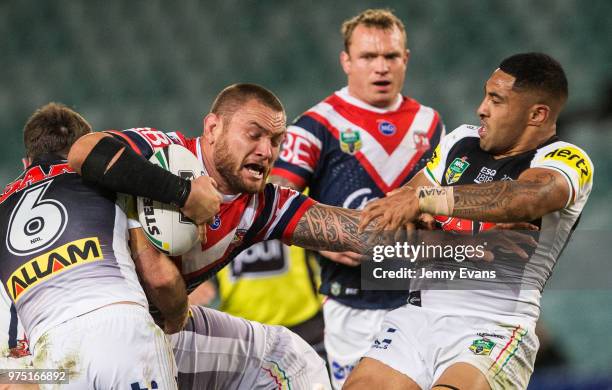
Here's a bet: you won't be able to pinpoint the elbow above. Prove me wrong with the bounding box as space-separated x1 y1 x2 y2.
505 201 540 222
522 202 539 221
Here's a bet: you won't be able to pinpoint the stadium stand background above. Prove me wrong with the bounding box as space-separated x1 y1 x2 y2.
1 0 610 387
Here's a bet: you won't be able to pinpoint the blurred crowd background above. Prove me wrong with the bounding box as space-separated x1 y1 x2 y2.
1 0 610 387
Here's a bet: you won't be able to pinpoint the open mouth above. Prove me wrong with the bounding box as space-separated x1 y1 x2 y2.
478 126 487 138
373 80 392 87
243 163 265 179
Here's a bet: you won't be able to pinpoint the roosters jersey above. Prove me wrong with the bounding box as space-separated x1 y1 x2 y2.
417 124 594 322
0 156 148 349
108 128 314 291
272 88 444 309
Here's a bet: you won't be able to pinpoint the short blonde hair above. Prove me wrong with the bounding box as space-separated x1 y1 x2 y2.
341 8 407 53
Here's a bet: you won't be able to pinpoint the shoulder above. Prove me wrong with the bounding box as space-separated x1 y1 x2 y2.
441 124 480 149
531 140 594 187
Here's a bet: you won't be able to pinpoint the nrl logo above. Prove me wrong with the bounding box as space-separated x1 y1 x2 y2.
469 338 496 355
445 156 470 184
339 128 362 155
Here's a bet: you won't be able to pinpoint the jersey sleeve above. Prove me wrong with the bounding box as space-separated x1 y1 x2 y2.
245 184 316 245
104 127 188 159
423 124 478 185
530 142 594 206
272 114 328 188
116 194 142 229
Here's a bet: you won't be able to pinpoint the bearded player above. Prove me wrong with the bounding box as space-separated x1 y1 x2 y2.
67 84 389 389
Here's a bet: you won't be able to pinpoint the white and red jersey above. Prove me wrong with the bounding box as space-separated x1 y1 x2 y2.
271 88 444 309
108 128 315 291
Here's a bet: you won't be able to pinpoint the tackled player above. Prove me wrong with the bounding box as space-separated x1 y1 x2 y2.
67 84 390 389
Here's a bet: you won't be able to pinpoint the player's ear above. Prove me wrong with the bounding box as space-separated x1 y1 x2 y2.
340 51 351 75
527 104 550 127
404 48 411 65
203 113 222 144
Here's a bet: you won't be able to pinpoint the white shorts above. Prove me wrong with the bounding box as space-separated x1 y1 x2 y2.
364 304 539 390
170 305 330 390
32 303 177 389
322 299 389 390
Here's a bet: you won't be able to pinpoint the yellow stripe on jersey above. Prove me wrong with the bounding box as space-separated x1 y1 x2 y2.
426 144 442 173
8 237 103 301
542 146 593 188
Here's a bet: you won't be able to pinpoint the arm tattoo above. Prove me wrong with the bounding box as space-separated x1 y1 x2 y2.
451 171 559 221
292 204 375 253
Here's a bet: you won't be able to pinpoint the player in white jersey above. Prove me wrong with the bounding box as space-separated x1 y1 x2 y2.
0 103 221 389
348 53 594 389
68 84 400 389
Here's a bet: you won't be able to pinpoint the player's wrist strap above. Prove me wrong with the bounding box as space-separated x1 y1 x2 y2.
417 186 454 216
81 136 191 208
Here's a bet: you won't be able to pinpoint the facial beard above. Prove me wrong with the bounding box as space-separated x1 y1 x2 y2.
213 137 264 194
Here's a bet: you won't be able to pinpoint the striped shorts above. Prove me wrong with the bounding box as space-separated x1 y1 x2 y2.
170 305 331 390
364 304 539 390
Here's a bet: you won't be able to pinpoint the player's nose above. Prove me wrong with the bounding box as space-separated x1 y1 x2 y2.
255 138 273 159
476 99 488 118
374 56 389 73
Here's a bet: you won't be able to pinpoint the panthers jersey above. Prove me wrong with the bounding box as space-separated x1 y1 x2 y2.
108 128 314 291
272 88 444 309
417 124 594 322
0 156 147 349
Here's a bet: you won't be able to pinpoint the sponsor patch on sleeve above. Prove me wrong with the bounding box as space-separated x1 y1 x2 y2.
542 146 592 188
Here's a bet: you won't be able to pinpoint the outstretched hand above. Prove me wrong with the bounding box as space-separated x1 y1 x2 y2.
359 186 420 233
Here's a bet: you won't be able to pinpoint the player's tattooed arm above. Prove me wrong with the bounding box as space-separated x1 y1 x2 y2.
360 168 570 232
292 204 385 254
268 174 305 192
444 168 569 221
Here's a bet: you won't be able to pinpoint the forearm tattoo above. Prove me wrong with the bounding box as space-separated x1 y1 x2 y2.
292 204 376 253
451 172 558 221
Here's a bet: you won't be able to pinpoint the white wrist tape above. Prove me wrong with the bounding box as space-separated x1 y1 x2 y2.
417 186 455 216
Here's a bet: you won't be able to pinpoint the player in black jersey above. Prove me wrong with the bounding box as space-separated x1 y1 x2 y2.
349 53 594 389
0 103 220 388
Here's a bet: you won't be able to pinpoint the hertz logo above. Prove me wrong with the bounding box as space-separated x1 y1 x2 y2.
543 147 592 187
7 237 103 301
